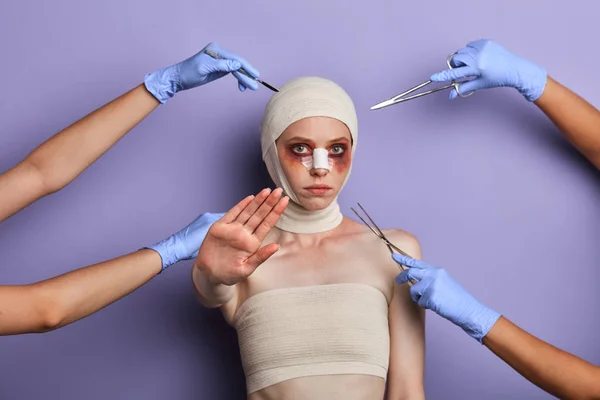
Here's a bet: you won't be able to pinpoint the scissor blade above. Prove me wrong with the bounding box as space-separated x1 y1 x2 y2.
356 202 386 236
371 80 433 110
370 99 396 110
350 207 382 239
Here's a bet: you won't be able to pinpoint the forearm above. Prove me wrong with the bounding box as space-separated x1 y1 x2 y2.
388 310 426 400
0 249 161 335
25 84 159 193
0 162 46 222
483 316 600 400
191 263 235 308
387 285 426 399
534 77 600 169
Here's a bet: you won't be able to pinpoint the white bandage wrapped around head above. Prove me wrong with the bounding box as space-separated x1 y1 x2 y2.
259 76 358 233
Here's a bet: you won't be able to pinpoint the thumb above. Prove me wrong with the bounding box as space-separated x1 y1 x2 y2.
243 243 279 275
430 66 480 83
214 59 241 73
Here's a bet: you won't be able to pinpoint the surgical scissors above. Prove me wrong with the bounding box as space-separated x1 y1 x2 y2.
204 49 280 92
350 203 417 286
370 52 474 110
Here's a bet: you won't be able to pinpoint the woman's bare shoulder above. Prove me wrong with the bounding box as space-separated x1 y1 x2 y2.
382 228 422 259
340 216 422 257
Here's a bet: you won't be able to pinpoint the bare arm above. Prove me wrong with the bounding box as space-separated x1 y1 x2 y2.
191 265 237 309
484 78 600 398
534 77 600 170
0 42 262 336
0 84 159 222
0 41 261 224
483 316 600 400
0 249 161 335
386 232 426 400
430 40 600 169
393 254 600 400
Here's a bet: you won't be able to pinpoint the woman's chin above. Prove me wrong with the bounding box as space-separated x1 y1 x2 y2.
298 195 336 211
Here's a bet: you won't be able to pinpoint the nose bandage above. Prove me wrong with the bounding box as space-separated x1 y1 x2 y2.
301 148 333 171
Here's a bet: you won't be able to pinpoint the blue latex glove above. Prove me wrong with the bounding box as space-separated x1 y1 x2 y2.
393 253 501 343
430 39 547 102
146 212 224 271
144 42 260 103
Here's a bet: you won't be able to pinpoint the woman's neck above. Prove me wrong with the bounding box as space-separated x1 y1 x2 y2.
274 219 357 250
274 198 343 234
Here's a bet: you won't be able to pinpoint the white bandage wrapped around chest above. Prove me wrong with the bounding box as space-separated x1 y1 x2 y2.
233 283 390 394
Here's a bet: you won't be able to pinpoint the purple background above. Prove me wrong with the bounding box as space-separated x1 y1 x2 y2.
1 1 598 399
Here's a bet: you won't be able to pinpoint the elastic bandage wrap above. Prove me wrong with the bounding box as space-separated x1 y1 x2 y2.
260 77 358 233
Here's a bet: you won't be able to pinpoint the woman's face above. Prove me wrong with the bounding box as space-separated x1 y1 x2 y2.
276 116 352 211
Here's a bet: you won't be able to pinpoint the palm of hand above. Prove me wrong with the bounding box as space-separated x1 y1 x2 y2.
194 188 288 286
200 223 262 285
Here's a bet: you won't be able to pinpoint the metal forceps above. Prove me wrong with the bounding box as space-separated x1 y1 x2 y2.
204 49 280 92
370 52 473 110
351 203 417 286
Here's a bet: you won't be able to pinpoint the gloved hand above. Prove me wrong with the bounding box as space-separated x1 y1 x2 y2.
146 212 225 271
393 253 501 343
430 39 547 102
144 42 260 103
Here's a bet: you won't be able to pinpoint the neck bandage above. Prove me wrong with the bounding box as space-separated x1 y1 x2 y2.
260 77 358 234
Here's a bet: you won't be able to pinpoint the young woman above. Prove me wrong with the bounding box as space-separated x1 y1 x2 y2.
192 77 426 400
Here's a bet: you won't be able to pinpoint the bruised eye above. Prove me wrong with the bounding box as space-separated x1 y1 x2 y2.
291 144 310 155
330 145 346 155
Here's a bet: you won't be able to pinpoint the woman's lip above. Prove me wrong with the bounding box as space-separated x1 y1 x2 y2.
305 185 332 189
305 187 332 195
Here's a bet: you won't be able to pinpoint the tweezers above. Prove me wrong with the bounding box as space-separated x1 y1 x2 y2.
204 49 279 92
370 52 474 110
351 203 416 286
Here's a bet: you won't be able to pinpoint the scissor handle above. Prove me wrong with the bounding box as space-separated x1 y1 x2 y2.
396 262 417 287
446 52 475 98
446 52 458 70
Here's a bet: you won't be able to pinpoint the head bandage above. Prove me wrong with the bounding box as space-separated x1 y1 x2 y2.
260 77 358 234
301 148 333 171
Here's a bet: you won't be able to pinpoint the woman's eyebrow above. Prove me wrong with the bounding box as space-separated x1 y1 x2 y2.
286 136 350 144
328 137 350 144
287 136 314 144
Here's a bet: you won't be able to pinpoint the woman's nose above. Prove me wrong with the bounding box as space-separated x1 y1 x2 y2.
310 167 329 177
